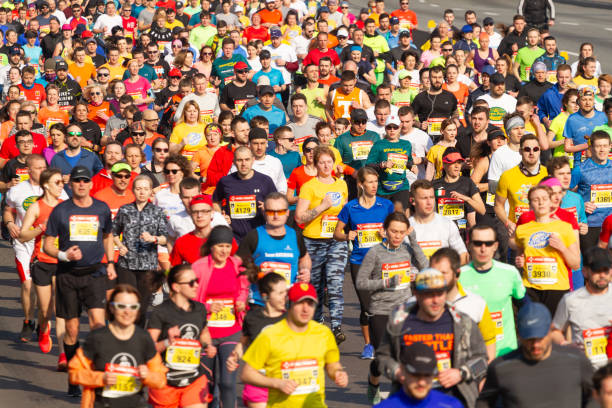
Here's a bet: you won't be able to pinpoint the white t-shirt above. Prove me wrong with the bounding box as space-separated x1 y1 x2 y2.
167 209 229 239
173 92 221 123
93 14 123 37
408 213 467 257
401 127 433 179
154 188 184 219
289 0 308 20
488 144 522 184
366 119 386 137
475 93 517 126
247 58 262 72
488 31 503 49
263 43 298 84
292 35 311 58
229 155 287 193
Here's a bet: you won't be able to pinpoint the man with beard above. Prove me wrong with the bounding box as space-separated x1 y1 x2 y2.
54 60 82 109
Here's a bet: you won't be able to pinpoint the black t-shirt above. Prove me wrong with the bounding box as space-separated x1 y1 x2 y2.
412 90 458 124
432 176 479 230
73 119 102 148
155 86 178 108
0 158 27 183
148 58 171 79
402 308 454 359
220 81 258 112
242 306 285 342
148 299 208 387
504 74 523 94
82 326 156 408
91 53 107 68
237 227 307 260
46 198 112 268
456 124 498 164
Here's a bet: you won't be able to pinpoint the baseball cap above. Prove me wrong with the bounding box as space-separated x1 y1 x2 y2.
234 61 248 72
517 302 551 339
56 60 68 70
82 30 94 39
532 61 547 72
490 73 505 85
487 128 506 141
62 23 72 30
481 65 496 76
350 108 368 122
385 115 400 128
256 75 271 86
8 46 21 55
86 38 97 45
258 85 275 96
70 165 92 181
176 1 184 7
414 268 447 292
288 282 318 304
483 17 494 26
234 5 244 12
130 121 145 133
400 343 438 375
111 162 132 174
398 69 412 80
259 49 271 59
190 194 213 208
337 27 349 37
319 6 330 13
265 0 274 3
583 247 612 272
270 27 282 38
249 127 268 141
461 24 473 33
442 147 465 164
168 68 182 78
399 30 411 38
390 16 400 25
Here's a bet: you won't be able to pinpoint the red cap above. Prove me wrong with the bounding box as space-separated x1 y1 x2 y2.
190 194 213 208
234 61 248 72
168 68 182 78
288 283 318 304
82 30 93 38
442 152 465 164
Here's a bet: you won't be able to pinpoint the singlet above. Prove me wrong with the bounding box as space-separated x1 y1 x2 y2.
32 198 63 264
473 48 494 74
330 87 363 120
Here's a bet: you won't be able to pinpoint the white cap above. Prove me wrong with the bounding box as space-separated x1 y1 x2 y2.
385 115 401 127
256 76 271 86
337 27 349 37
234 5 244 12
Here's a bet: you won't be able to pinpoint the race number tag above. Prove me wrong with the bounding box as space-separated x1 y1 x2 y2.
69 215 99 241
591 184 612 208
207 299 236 328
485 192 495 206
546 71 557 83
260 261 292 286
381 261 412 290
525 256 558 285
437 198 464 220
433 351 451 387
229 195 257 219
165 339 201 370
320 215 339 238
16 168 30 183
583 327 612 365
201 109 214 125
427 118 444 136
281 359 320 395
490 311 504 342
356 223 383 248
234 99 248 115
351 141 374 161
418 241 442 259
387 153 408 174
514 205 529 220
102 364 142 398
457 103 466 120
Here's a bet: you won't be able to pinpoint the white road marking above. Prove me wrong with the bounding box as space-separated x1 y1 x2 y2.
559 21 579 25
484 11 500 16
565 51 578 56
430 3 439 6
605 27 612 31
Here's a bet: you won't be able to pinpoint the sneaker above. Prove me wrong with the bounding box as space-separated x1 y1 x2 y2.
57 353 68 372
38 322 52 353
367 382 382 405
360 344 375 360
19 320 35 342
68 384 81 397
333 327 346 345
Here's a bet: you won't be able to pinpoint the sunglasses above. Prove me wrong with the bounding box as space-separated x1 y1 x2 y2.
111 302 141 310
97 73 109 77
202 52 213 55
91 92 103 96
353 120 367 125
71 178 90 183
303 146 317 153
53 180 64 186
132 132 145 136
341 5 348 8
172 44 182 48
522 146 540 153
176 279 198 287
442 48 453 52
236 69 249 74
337 35 347 39
386 124 399 130
112 173 131 179
155 147 169 153
471 240 496 247
281 137 295 142
24 110 36 114
265 209 288 216
164 168 181 174
68 131 82 136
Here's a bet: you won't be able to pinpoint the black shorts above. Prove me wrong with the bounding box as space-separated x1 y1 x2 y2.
31 261 58 286
382 189 411 210
525 287 569 317
56 273 107 319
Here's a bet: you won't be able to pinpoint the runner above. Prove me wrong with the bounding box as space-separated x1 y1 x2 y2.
412 66 458 140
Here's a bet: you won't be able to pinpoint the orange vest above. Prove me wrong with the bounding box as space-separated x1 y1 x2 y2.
331 87 363 120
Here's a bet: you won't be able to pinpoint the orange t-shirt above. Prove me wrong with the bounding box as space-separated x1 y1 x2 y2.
68 62 96 88
442 82 470 123
331 86 364 120
258 9 282 26
0 120 14 142
318 74 339 87
87 101 112 132
93 186 135 219
38 107 69 133
192 145 220 177
390 9 418 32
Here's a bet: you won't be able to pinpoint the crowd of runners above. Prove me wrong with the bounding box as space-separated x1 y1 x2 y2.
0 0 611 406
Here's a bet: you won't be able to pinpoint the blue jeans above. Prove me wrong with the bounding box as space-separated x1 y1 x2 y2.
202 332 240 408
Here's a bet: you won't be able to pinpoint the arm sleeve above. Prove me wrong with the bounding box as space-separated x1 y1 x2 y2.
68 347 105 388
355 248 386 291
296 229 307 258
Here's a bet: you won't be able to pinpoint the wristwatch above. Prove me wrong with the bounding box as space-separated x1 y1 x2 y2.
460 366 469 382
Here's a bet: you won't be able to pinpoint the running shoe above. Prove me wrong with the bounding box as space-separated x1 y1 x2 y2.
38 322 52 353
360 343 375 360
333 327 346 345
19 319 35 342
68 384 81 398
367 382 382 405
57 353 68 372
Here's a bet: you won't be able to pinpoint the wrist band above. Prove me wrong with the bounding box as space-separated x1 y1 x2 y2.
58 251 69 262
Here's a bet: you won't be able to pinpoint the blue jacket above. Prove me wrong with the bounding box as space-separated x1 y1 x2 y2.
537 83 563 120
374 388 463 408
50 148 103 176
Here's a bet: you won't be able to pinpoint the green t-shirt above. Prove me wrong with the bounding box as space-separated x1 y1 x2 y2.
515 46 545 81
391 89 418 106
363 34 390 73
593 123 612 138
334 129 380 170
211 54 250 90
365 138 413 195
459 260 526 357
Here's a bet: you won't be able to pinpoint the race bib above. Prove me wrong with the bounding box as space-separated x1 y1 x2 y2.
281 359 320 395
69 215 99 242
591 184 612 208
223 75 235 85
201 109 214 124
387 153 408 174
457 103 465 120
127 90 141 101
356 223 383 248
381 261 412 290
351 141 373 161
546 71 557 83
485 192 495 206
418 240 442 259
260 261 292 286
514 205 529 220
234 99 247 115
207 299 236 328
490 311 504 342
102 364 142 398
15 167 30 183
165 339 201 370
438 198 464 220
583 327 612 365
433 351 451 387
229 195 257 219
525 256 558 285
427 118 444 136
320 214 338 238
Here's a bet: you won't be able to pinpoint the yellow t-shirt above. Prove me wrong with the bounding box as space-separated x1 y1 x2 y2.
169 122 208 161
426 144 449 179
242 318 340 408
496 165 548 222
515 220 576 290
573 75 598 93
100 63 127 81
299 177 348 239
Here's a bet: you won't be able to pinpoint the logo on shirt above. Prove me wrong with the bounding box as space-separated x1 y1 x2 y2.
22 195 38 211
110 352 138 367
326 192 342 206
179 323 200 339
528 231 551 249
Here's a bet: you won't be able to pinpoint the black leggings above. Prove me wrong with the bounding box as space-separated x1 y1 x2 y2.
116 266 156 327
350 263 371 327
369 314 389 378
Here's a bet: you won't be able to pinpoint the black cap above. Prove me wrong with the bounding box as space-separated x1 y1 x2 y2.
249 127 268 141
490 73 505 85
258 85 275 96
584 247 612 272
487 128 506 141
56 60 68 70
207 226 234 246
8 45 21 55
259 49 271 59
483 17 494 26
360 7 369 14
400 343 438 375
350 108 368 122
399 30 411 38
70 165 92 181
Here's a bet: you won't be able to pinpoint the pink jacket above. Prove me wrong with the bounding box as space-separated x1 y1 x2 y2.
192 255 249 323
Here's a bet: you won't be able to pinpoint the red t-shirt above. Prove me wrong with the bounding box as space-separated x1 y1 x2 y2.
122 16 138 36
599 213 612 245
243 26 270 43
91 168 113 196
170 231 238 266
287 165 315 194
517 207 579 230
18 83 46 108
0 132 47 160
302 48 340 67
318 74 340 87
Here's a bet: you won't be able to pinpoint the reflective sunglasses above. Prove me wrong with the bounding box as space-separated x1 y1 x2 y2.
265 209 288 216
155 147 169 153
111 302 141 310
68 131 83 137
112 173 131 179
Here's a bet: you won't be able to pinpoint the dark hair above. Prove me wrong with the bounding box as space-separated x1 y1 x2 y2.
258 272 285 298
604 97 612 114
383 211 410 230
340 70 356 82
164 154 192 177
218 109 234 124
167 264 193 292
291 92 307 105
39 168 62 196
468 224 497 242
398 105 415 117
356 166 378 197
593 363 612 392
15 129 31 143
470 106 489 118
107 284 141 321
516 95 534 107
591 130 611 145
179 177 200 194
410 179 434 196
519 134 539 148
315 121 333 136
231 116 248 131
546 156 571 175
561 88 579 111
430 247 461 276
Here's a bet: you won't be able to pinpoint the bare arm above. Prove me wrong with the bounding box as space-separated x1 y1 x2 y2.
471 157 490 193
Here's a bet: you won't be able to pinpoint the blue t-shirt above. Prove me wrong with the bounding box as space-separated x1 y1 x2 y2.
337 197 395 264
563 110 607 163
374 388 463 408
268 150 301 179
252 68 285 100
570 158 612 227
122 63 158 82
241 104 287 133
560 190 587 224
